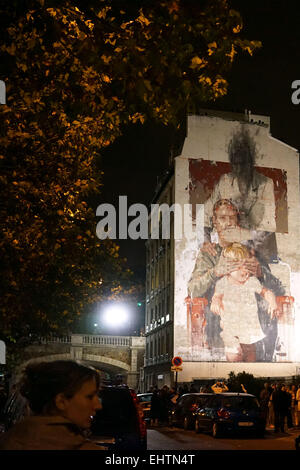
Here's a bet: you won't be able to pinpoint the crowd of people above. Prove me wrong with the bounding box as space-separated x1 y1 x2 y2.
1 359 300 449
259 382 300 433
147 381 230 426
147 380 300 433
147 385 179 426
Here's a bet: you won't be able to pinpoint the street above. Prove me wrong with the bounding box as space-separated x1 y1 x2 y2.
147 425 299 451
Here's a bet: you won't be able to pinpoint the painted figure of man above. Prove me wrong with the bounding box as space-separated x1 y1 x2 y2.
204 128 277 263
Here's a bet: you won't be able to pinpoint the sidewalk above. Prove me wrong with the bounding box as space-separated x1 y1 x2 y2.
265 424 300 444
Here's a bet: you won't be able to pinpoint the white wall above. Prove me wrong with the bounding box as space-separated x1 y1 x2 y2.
173 113 300 381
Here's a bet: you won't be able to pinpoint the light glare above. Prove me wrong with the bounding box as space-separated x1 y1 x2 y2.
102 305 129 328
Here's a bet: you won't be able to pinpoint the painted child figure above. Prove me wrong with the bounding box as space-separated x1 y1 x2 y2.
210 242 278 362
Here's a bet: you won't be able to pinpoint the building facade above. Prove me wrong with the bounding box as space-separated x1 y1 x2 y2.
144 175 175 391
144 109 300 390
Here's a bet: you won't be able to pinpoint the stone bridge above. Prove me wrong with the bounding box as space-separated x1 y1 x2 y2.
18 334 146 391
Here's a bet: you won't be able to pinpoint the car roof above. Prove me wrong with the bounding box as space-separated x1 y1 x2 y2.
181 392 213 397
214 392 256 398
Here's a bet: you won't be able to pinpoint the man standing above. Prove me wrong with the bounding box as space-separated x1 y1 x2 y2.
259 382 272 424
211 381 229 393
272 383 290 433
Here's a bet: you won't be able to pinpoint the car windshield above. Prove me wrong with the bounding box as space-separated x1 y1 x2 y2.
222 396 260 410
138 395 152 402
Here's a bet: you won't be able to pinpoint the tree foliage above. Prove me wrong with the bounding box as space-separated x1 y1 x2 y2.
0 0 260 342
227 371 265 397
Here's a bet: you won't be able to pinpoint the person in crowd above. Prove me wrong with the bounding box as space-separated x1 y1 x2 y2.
267 383 277 428
189 384 198 393
289 385 297 427
284 385 294 429
272 383 290 433
295 385 300 428
159 385 170 425
211 380 229 393
150 387 160 427
201 384 212 393
259 382 272 424
0 360 104 450
168 387 179 415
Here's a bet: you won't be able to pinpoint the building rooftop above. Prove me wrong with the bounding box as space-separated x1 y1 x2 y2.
193 108 270 128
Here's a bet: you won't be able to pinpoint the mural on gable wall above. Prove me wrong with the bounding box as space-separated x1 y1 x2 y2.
185 128 295 363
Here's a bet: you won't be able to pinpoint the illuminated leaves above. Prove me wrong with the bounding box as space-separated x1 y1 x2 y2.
0 0 260 342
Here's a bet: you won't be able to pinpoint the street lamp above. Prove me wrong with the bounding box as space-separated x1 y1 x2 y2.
102 304 130 330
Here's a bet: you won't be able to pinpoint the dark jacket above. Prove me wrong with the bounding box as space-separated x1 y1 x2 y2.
271 390 290 413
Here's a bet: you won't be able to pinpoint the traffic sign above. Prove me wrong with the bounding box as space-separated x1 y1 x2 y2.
172 356 183 367
171 366 183 372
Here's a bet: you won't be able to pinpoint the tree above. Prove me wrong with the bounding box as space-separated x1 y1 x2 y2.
227 371 265 397
0 0 260 343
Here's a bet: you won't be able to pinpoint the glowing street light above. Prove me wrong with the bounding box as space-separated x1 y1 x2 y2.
102 304 129 329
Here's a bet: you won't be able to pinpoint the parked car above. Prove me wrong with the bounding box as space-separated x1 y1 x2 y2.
90 386 147 451
169 393 213 430
194 392 265 438
137 393 153 421
1 390 30 432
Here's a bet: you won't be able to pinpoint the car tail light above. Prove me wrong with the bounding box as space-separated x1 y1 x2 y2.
217 408 230 419
130 390 147 438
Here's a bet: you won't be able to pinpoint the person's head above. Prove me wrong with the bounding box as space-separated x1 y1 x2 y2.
212 199 239 236
222 242 251 284
19 360 101 429
228 128 256 180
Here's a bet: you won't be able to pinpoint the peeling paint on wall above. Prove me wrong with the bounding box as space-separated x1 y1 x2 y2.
174 115 300 377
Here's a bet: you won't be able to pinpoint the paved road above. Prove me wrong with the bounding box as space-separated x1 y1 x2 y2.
147 425 300 451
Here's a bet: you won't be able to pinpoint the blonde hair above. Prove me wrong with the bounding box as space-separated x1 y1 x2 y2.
222 242 250 260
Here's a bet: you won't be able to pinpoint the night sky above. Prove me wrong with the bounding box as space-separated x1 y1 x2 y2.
99 0 300 281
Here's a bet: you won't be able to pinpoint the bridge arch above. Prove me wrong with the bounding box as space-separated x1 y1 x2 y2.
13 335 145 390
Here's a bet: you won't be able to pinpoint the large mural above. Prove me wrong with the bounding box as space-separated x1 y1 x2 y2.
184 128 295 363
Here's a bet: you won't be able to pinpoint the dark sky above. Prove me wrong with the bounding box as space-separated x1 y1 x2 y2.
99 0 300 280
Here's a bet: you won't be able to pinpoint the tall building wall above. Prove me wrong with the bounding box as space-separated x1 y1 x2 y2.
173 112 300 381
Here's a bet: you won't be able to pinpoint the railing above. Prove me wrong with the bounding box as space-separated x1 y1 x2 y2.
82 335 130 346
40 334 134 347
40 336 71 344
